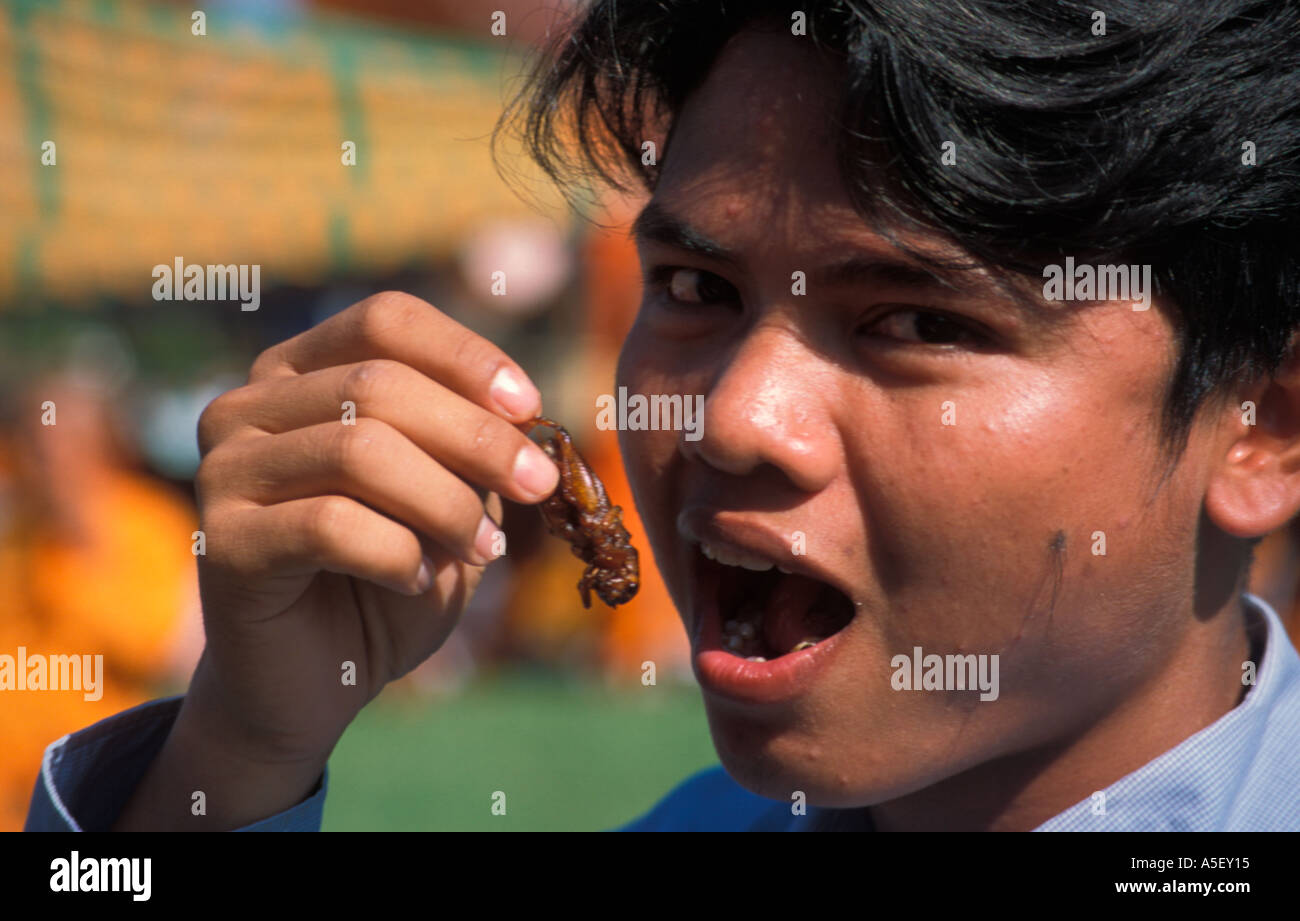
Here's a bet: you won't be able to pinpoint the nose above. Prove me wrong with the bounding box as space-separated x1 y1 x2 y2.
681 322 840 493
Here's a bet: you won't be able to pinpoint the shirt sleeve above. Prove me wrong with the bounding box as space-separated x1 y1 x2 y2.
23 696 328 832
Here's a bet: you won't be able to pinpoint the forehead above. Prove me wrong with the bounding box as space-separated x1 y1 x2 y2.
656 28 848 233
648 27 993 287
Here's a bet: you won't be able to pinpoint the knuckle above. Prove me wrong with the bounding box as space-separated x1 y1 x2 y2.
306 496 354 550
341 359 400 408
196 393 233 455
193 441 236 505
354 291 426 348
328 417 384 476
468 413 507 458
248 346 287 382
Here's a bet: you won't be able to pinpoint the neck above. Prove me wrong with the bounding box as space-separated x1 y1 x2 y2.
865 594 1259 832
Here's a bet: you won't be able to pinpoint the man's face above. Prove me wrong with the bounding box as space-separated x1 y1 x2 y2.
616 27 1225 808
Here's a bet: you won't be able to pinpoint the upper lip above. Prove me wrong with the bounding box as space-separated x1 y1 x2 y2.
676 506 859 606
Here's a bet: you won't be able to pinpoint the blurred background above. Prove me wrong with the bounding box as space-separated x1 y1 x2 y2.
0 0 703 831
3 0 1299 833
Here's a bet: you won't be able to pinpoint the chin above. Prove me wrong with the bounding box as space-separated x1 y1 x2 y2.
702 705 883 808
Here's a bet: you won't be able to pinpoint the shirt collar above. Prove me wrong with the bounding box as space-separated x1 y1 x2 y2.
798 592 1299 831
1037 591 1297 831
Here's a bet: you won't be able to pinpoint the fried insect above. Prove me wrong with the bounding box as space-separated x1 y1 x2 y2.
528 416 639 609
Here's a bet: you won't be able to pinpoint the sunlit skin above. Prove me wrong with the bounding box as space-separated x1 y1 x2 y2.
615 28 1299 831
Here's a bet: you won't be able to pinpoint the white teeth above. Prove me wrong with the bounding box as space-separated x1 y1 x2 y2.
745 656 767 662
699 541 775 571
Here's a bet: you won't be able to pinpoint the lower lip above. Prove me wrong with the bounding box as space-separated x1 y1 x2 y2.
691 570 847 705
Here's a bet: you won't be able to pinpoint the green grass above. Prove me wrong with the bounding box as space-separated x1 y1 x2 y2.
321 669 719 831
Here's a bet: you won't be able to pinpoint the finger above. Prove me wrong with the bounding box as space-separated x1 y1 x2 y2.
201 417 501 566
212 496 437 597
483 492 505 560
484 491 503 526
197 359 559 503
246 291 541 422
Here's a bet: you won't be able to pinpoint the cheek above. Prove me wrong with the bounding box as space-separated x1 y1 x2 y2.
859 376 1180 648
614 335 696 555
615 339 676 477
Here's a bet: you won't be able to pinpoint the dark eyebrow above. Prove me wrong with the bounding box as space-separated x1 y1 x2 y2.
630 200 737 266
814 257 959 293
630 200 1061 327
632 201 957 291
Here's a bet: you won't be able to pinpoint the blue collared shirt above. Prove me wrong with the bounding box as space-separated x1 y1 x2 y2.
25 593 1300 831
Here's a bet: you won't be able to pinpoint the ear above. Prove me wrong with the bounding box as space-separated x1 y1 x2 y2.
1205 336 1300 538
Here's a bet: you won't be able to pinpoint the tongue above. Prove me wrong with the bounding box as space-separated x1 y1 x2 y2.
761 572 828 655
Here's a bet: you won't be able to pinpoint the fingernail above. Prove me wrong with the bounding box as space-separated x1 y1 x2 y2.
474 516 502 563
415 555 434 593
489 366 540 419
512 444 559 498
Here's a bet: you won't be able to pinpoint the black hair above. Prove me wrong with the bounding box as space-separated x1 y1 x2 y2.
497 0 1300 453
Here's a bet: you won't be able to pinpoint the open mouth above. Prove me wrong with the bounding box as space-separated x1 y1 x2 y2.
696 544 856 662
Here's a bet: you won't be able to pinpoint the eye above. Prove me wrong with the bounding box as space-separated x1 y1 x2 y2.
863 308 986 347
647 266 739 308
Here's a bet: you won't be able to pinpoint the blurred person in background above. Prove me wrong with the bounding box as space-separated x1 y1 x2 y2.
0 364 201 831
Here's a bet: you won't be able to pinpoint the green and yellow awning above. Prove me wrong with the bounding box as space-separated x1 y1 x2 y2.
0 0 569 307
